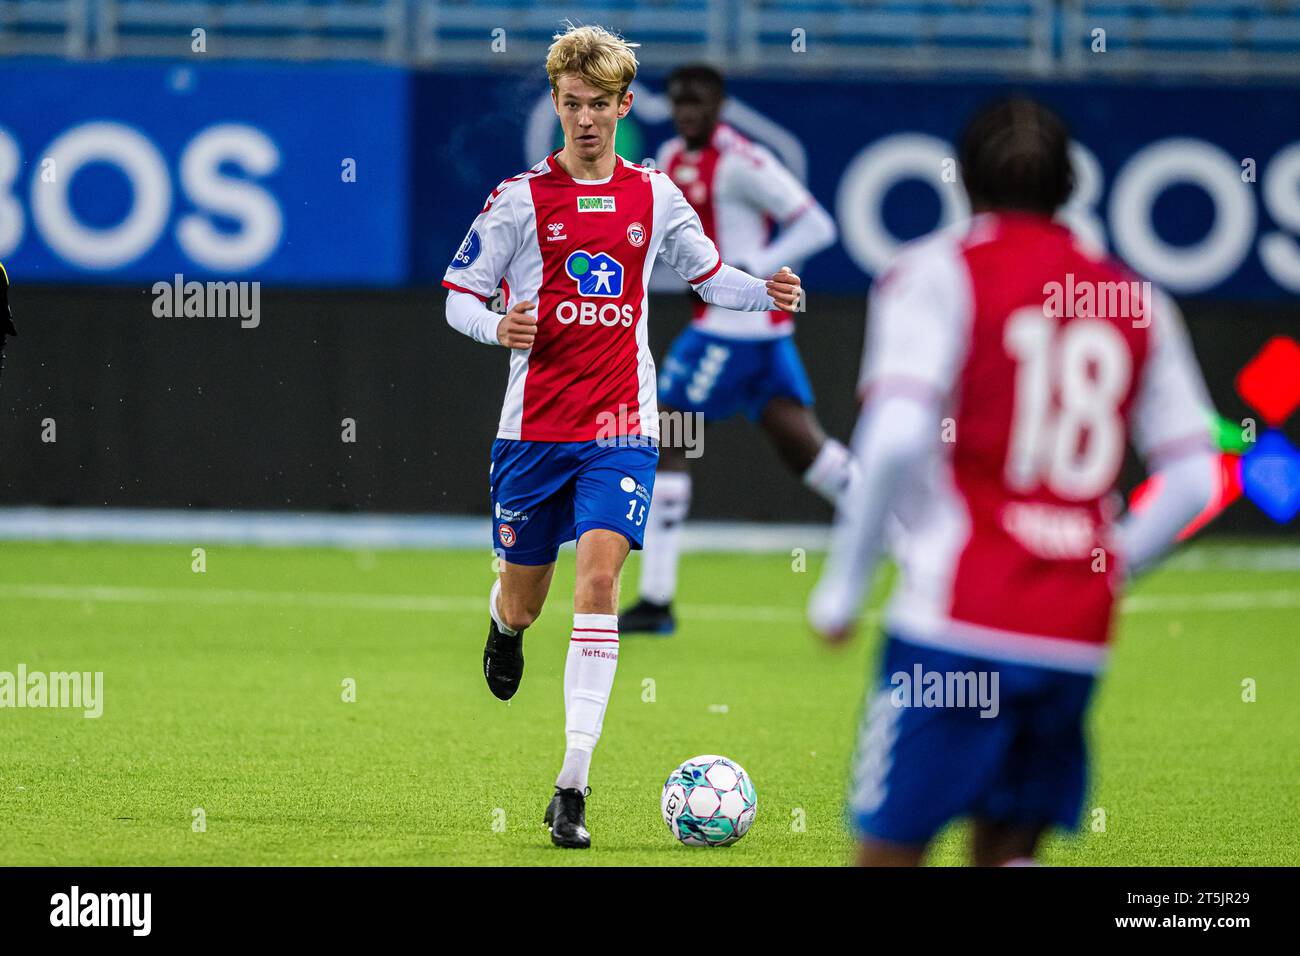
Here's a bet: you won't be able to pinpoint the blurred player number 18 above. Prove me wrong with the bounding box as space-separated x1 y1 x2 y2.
1003 307 1132 501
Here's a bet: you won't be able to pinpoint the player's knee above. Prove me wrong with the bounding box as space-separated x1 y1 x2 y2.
574 570 618 611
581 568 618 597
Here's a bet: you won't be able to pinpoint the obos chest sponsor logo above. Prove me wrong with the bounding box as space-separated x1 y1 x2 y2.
557 250 635 327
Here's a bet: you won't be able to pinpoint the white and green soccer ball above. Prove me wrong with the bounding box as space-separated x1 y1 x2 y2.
661 755 757 846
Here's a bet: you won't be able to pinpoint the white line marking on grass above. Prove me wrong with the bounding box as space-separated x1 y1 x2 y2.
0 584 483 615
1122 590 1300 612
0 583 808 623
1164 546 1300 573
2 584 1298 621
3 507 1298 568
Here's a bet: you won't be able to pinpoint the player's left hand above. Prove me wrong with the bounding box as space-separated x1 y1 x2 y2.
766 266 802 313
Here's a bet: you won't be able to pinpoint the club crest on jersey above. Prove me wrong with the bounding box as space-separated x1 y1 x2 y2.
498 524 515 547
577 196 616 212
450 228 481 270
565 251 624 297
626 222 646 247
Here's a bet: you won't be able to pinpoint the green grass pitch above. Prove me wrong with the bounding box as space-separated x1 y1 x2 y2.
1 538 1296 866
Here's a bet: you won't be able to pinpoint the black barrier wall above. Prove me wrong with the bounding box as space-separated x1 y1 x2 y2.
0 287 1294 534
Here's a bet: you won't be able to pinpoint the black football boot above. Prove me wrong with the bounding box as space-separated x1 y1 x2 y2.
618 598 675 636
544 786 592 849
483 618 524 700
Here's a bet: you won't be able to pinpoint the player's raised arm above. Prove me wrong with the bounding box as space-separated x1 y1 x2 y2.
655 174 802 313
807 241 965 642
1116 291 1217 578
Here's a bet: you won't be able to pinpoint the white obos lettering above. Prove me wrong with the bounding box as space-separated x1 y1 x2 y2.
555 300 634 327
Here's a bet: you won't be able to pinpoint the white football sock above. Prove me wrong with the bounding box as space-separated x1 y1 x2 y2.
638 471 691 605
557 749 592 793
556 613 619 791
803 438 857 505
489 579 518 636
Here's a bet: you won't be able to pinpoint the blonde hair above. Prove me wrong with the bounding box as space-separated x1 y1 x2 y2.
546 22 639 98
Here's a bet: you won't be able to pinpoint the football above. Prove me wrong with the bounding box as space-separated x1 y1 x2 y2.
661 755 758 846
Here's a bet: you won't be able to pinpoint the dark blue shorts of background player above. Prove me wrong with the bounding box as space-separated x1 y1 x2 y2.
850 634 1096 863
657 326 814 423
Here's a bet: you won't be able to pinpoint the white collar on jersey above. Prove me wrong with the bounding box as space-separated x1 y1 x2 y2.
547 148 622 186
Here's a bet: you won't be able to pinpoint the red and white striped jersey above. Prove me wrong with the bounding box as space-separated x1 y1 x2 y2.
443 150 722 442
658 124 817 340
862 213 1212 672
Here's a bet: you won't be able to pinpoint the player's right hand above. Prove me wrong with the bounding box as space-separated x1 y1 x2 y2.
496 300 537 349
766 266 802 313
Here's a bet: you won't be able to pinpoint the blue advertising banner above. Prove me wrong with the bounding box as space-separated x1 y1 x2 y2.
420 71 1300 300
0 60 409 285
1 61 1296 298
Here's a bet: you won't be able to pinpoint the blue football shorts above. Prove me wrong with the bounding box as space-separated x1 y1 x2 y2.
850 634 1097 846
657 326 815 422
489 436 659 566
